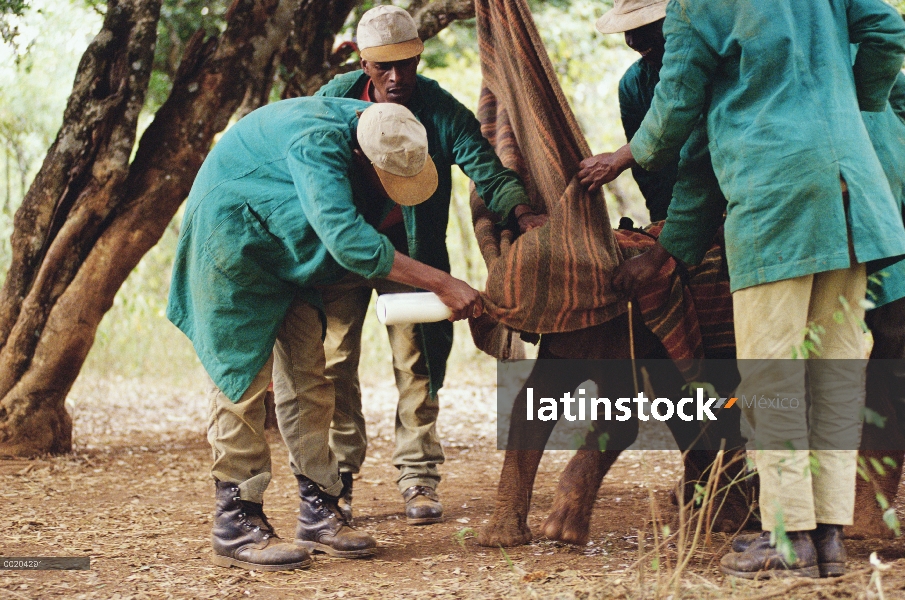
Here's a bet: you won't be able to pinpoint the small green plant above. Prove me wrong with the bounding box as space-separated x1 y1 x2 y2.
807 454 821 478
498 545 517 574
858 455 903 537
791 322 825 358
770 511 797 564
863 407 889 429
597 431 610 452
453 527 475 548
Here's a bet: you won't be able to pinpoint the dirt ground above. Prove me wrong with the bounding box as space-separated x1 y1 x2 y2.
4 376 905 599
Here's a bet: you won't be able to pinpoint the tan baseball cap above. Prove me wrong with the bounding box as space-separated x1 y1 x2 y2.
357 103 438 206
357 5 424 62
595 0 667 35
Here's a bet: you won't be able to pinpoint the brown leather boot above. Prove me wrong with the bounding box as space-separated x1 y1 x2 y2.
811 524 846 577
732 525 846 577
337 472 354 522
731 531 761 553
403 486 443 525
720 531 819 579
211 481 312 571
295 475 376 558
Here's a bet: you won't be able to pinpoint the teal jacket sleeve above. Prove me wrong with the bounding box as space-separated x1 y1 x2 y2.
435 89 530 223
847 0 905 112
314 72 361 99
890 71 905 123
657 123 727 266
288 130 395 279
628 1 719 171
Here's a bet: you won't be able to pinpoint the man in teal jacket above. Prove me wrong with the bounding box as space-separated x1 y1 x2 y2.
584 0 674 221
309 5 544 525
167 99 483 569
582 0 905 579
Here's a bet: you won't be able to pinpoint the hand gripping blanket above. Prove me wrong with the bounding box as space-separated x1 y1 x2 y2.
469 0 735 366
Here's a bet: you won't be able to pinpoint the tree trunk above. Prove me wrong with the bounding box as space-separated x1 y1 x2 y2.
0 0 294 456
0 0 476 456
0 0 162 456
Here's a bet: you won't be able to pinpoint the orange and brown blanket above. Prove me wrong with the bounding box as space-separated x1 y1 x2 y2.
469 0 735 367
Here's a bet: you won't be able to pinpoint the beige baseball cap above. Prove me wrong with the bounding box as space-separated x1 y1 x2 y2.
595 0 667 35
357 103 438 206
357 5 424 62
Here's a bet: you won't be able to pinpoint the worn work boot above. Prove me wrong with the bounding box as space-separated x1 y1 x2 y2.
731 525 846 577
295 475 376 558
211 481 312 571
731 531 761 553
337 472 354 522
403 486 443 525
811 524 847 577
720 531 819 579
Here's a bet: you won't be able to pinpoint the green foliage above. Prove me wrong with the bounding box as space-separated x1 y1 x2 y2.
791 322 825 359
863 406 889 429
0 1 103 282
0 0 29 49
498 545 517 572
770 515 797 564
453 526 475 548
146 0 229 113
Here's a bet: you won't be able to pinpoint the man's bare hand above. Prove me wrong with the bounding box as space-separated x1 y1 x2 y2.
611 243 672 298
386 251 483 321
577 144 637 193
435 275 483 321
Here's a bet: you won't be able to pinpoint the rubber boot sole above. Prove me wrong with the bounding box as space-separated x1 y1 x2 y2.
407 515 443 525
819 562 846 578
296 540 376 558
720 564 820 579
211 553 312 571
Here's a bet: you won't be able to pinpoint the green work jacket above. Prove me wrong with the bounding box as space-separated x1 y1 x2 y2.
316 71 530 396
167 97 395 401
619 59 678 222
632 0 905 292
865 72 905 308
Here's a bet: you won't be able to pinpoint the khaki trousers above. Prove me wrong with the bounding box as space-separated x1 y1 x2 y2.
207 298 344 503
733 264 867 531
317 273 444 493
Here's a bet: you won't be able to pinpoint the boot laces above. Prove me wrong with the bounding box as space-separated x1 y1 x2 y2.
239 501 275 540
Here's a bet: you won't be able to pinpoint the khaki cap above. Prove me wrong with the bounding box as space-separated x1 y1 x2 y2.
595 0 667 35
357 103 438 206
357 5 425 62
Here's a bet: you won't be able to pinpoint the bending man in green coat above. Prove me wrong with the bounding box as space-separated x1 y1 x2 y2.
167 99 483 571
311 5 545 526
584 0 905 579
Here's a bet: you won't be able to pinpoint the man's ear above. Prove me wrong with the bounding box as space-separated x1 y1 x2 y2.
360 58 369 74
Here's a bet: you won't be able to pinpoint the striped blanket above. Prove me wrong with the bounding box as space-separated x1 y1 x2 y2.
469 0 735 366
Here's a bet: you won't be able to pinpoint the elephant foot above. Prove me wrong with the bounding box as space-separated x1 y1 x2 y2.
846 450 903 540
846 517 896 540
708 491 753 533
681 450 755 533
542 497 592 546
476 511 533 547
